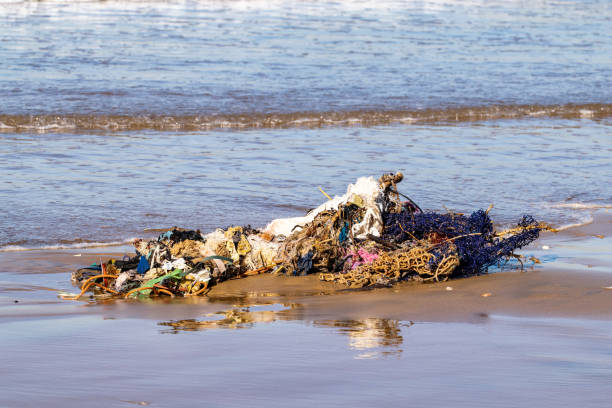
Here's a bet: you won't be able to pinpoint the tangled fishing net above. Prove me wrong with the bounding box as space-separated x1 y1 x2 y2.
381 210 544 277
65 172 550 300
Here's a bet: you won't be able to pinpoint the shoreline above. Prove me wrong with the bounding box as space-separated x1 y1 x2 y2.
1 212 610 324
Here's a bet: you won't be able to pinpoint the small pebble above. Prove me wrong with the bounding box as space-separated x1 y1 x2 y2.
14 300 19 303
542 245 550 250
481 292 492 297
445 286 453 291
73 253 82 257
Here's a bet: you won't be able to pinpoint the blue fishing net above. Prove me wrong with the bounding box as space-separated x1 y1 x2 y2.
383 210 542 276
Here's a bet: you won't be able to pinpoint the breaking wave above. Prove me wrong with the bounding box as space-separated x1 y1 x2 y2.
0 238 137 252
1 103 610 133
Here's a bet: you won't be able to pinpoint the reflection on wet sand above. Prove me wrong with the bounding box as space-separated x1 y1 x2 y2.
158 303 298 333
314 318 410 358
159 303 409 358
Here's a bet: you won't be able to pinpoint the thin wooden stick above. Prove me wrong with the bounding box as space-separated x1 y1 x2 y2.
318 186 332 200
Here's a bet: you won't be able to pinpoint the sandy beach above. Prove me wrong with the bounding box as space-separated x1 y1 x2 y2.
1 213 611 408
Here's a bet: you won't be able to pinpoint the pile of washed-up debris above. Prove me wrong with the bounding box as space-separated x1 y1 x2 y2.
65 173 548 300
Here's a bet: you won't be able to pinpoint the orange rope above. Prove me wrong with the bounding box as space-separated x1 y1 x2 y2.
79 274 118 291
153 284 175 297
155 288 175 297
61 281 96 300
124 286 154 298
240 262 281 277
90 282 119 295
191 281 209 296
62 277 119 300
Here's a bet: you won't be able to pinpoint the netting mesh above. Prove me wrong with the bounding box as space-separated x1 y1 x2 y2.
320 244 460 288
383 210 543 276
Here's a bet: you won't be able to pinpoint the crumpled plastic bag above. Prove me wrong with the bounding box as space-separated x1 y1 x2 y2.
224 226 252 263
242 235 281 270
263 176 384 239
161 258 188 271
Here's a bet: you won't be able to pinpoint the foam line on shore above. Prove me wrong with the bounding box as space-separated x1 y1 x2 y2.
1 103 611 133
0 238 137 252
551 203 612 210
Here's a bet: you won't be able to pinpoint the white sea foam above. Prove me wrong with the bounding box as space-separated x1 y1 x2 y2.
550 203 612 210
542 201 603 231
579 109 595 118
554 217 594 232
0 238 137 252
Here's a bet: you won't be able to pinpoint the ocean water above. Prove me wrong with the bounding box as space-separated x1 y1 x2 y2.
1 0 611 250
1 0 611 118
1 119 611 250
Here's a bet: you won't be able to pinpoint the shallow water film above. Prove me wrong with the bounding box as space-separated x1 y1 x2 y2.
2 298 612 408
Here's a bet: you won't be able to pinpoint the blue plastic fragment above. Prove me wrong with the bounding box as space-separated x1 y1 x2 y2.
158 230 173 241
338 222 349 243
296 250 314 275
136 255 150 275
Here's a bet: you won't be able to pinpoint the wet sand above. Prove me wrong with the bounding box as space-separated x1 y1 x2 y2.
1 214 611 408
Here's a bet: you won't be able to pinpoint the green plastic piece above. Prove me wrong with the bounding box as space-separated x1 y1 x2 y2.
127 255 233 298
129 268 184 298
